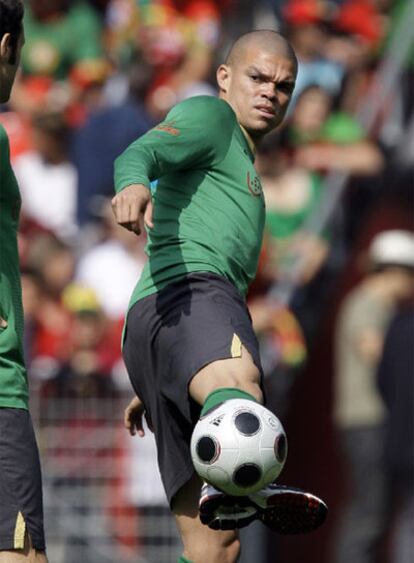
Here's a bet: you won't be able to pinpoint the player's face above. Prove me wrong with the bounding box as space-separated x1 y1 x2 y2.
217 46 296 141
0 30 25 104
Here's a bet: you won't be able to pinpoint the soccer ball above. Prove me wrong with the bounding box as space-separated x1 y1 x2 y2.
190 399 287 496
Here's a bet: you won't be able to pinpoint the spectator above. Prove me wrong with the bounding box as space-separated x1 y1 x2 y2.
328 0 387 115
55 283 121 383
22 0 105 82
288 85 384 176
4 0 108 122
282 0 344 104
136 0 221 116
255 132 329 288
25 234 76 376
377 305 414 563
20 267 44 369
75 200 147 321
12 112 78 240
38 284 120 563
332 229 414 563
72 60 155 225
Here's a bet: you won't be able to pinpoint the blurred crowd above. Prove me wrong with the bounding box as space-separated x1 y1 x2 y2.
1 1 413 563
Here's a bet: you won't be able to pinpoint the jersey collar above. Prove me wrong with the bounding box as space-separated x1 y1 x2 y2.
237 123 256 162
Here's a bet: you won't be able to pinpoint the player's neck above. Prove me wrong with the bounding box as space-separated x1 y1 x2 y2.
239 124 257 155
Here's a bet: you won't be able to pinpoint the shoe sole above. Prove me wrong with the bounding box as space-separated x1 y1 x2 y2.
199 493 258 531
258 490 328 534
200 490 327 534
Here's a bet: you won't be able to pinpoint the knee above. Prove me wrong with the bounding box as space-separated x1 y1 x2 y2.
206 371 263 404
190 363 263 405
227 372 262 402
219 379 262 405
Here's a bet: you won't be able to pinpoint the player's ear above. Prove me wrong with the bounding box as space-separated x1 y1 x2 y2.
217 64 231 94
0 33 12 63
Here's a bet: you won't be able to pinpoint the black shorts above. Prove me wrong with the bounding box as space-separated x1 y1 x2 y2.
0 408 46 551
122 272 263 506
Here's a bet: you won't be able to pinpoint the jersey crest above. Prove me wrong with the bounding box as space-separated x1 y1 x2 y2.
247 171 262 197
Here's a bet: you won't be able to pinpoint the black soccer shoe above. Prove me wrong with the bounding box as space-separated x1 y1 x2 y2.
199 483 258 530
199 483 327 534
250 483 328 534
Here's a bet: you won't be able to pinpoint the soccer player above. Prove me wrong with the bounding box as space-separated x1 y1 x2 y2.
112 30 326 563
0 1 48 561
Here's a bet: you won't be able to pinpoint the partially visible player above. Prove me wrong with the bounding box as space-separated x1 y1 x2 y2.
113 30 326 563
0 1 48 561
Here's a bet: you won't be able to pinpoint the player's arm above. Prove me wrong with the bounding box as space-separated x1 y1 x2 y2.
112 97 234 234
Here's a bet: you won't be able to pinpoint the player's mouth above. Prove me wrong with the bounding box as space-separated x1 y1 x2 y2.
254 105 276 119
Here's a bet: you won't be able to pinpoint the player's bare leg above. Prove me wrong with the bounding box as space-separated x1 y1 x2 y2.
189 345 262 406
0 532 48 563
173 473 240 563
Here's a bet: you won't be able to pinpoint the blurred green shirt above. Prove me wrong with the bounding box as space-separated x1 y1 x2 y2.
22 2 103 80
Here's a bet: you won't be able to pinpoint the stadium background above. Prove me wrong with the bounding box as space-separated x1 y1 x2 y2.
1 1 413 562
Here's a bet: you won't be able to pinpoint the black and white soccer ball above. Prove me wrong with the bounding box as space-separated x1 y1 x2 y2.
190 399 287 496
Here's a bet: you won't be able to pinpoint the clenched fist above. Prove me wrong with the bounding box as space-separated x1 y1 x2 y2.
111 183 154 235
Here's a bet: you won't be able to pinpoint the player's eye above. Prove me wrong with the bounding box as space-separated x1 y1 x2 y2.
250 75 260 82
278 82 294 94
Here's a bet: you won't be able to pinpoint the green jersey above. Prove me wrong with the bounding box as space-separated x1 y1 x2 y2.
0 125 28 409
114 96 265 307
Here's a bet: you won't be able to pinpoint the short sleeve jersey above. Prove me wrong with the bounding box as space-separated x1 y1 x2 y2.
114 96 266 307
0 125 28 409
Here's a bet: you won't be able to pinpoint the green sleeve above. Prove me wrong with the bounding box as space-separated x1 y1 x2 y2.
114 96 235 193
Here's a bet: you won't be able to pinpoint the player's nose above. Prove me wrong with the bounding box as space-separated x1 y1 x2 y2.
261 83 277 101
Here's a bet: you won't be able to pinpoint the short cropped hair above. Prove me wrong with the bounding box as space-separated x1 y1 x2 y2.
0 0 24 64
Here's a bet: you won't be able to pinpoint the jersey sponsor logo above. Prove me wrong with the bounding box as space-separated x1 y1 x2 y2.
153 121 180 136
247 171 262 197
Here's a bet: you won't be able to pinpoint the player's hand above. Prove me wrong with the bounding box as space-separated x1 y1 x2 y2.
124 395 153 437
111 183 154 235
0 315 7 329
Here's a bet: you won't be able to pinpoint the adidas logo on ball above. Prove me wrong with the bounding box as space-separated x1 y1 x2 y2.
210 414 225 427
